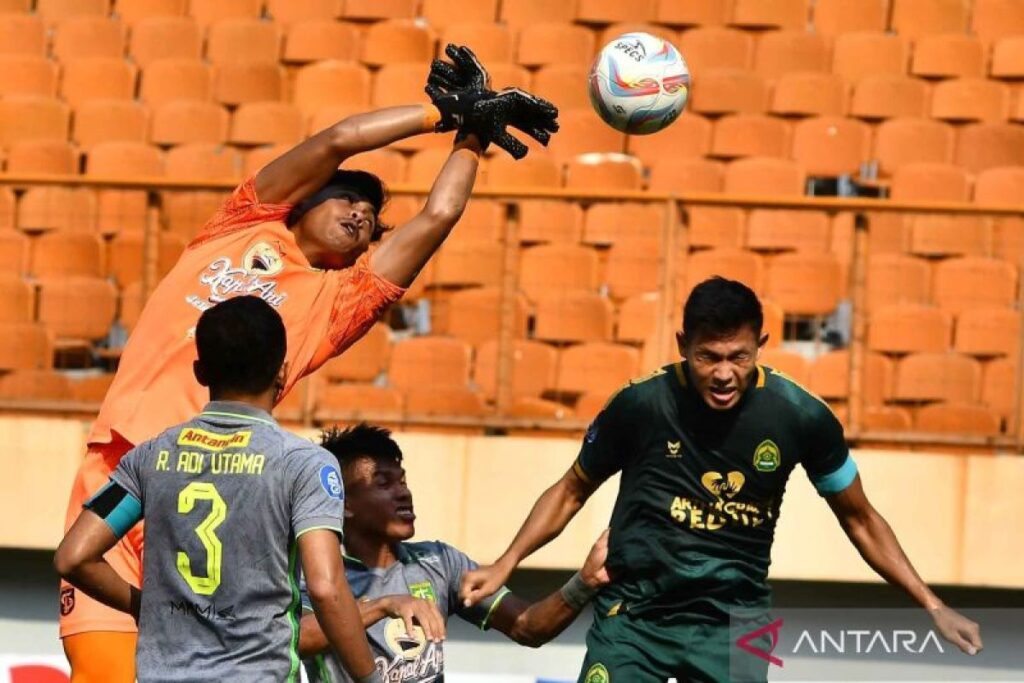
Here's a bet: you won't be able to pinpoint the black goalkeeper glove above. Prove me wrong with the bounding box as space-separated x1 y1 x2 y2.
426 44 493 132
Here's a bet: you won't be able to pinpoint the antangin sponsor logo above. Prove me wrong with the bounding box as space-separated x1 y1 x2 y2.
177 428 251 452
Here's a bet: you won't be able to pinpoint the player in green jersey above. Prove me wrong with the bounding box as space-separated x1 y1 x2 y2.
460 277 983 682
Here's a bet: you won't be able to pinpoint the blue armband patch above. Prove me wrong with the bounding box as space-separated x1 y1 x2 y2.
811 455 858 496
85 481 143 538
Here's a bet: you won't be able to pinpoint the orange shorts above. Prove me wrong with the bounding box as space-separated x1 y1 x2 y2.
59 436 144 638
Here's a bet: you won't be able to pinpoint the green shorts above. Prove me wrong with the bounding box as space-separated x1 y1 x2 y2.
576 606 770 683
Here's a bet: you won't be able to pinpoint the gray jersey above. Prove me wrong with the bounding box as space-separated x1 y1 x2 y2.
302 541 510 683
112 401 345 683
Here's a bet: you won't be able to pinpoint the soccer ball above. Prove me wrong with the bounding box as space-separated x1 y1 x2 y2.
588 32 691 136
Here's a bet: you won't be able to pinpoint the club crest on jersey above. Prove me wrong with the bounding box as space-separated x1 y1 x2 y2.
242 241 284 276
753 439 782 472
408 581 436 603
585 662 610 683
701 471 745 499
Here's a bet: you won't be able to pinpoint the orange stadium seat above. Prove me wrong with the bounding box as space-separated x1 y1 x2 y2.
723 157 806 196
165 143 240 178
809 349 894 405
118 280 145 331
265 0 341 24
407 149 460 187
443 287 529 348
869 304 952 353
730 0 808 29
975 166 1024 205
128 17 202 67
546 110 626 158
188 0 262 27
371 63 432 108
500 0 576 26
0 14 46 57
577 0 655 23
597 23 677 48
487 63 532 91
689 69 770 115
106 230 185 285
894 351 981 402
87 140 163 176
389 336 471 391
972 0 1024 43
866 253 931 311
832 32 910 81
655 0 732 26
404 387 488 419
60 58 137 107
362 20 434 67
517 23 595 68
72 100 149 149
753 31 830 79
911 34 984 79
151 101 229 145
687 207 745 248
565 155 643 191
759 349 810 385
282 20 361 63
244 144 295 173
114 0 187 24
519 243 600 301
484 154 561 189
18 187 97 234
0 276 35 324
955 122 1024 173
555 342 640 396
681 248 765 299
910 214 990 257
422 0 498 28
52 16 126 60
764 301 785 346
583 202 664 246
791 116 871 177
69 373 116 403
314 384 403 421
139 59 212 105
0 190 15 233
0 369 71 400
616 292 659 343
517 200 584 243
933 257 1017 314
430 241 504 288
605 238 661 299
531 65 591 112
0 323 54 370
981 357 1017 427
955 307 1019 357
862 405 913 432
915 402 1002 436
890 0 970 40
342 0 417 20
37 275 117 340
890 162 970 201
849 76 930 121
677 27 754 72
319 322 390 383
710 114 790 159
648 158 724 192
444 200 505 245
931 78 1010 123
36 0 109 24
230 102 304 145
534 291 614 343
873 118 955 176
990 37 1024 78
474 339 557 399
505 396 574 422
206 19 281 65
770 73 848 117
574 391 609 420
746 210 830 252
765 252 842 315
441 23 513 64
629 112 712 163
0 56 59 98
812 0 888 37
212 63 284 105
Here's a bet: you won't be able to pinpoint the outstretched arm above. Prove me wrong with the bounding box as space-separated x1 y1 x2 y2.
368 135 483 287
827 477 982 655
255 105 440 205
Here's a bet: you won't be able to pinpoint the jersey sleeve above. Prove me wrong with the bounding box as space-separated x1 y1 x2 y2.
289 446 345 539
440 543 510 631
188 176 294 248
800 400 858 497
574 387 634 485
86 445 147 538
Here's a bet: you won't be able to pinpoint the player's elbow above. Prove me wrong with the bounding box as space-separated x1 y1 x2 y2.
422 194 468 228
304 576 341 607
53 539 85 580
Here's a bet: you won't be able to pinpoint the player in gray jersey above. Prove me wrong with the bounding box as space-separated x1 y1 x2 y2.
56 297 383 683
298 424 610 683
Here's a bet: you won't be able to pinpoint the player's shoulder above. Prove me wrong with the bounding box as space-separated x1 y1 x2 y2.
602 363 678 414
399 540 463 575
759 364 835 425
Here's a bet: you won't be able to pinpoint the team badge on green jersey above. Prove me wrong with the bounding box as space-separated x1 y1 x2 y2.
753 439 781 472
408 581 436 602
585 663 610 683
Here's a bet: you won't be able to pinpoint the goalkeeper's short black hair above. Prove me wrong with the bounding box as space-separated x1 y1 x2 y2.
285 170 392 241
194 296 287 396
320 423 404 471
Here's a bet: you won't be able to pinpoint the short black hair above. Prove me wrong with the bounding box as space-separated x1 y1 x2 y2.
195 296 287 395
683 277 763 341
320 423 403 470
285 170 392 241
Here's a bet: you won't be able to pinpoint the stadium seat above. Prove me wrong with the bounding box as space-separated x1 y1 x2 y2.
118 280 145 331
710 114 790 159
0 190 14 233
655 0 731 26
730 0 808 29
60 58 137 106
442 287 529 348
241 144 291 176
213 63 285 105
389 336 472 393
0 323 54 370
723 157 805 196
546 110 627 158
487 63 532 91
933 257 1017 314
534 291 614 343
862 405 913 431
648 158 724 192
605 238 661 299
681 248 765 300
0 14 46 57
931 78 1010 123
18 187 97 234
981 357 1017 427
517 200 584 243
677 28 754 72
282 20 361 63
0 56 59 98
36 0 109 24
362 20 434 67
791 116 871 177
151 101 228 145
907 214 990 258
188 0 263 27
530 65 591 112
597 23 676 48
206 19 282 65
746 210 830 252
139 59 211 105
832 32 910 81
765 252 842 315
890 162 970 201
873 118 955 176
128 17 202 67
72 100 149 149
849 76 930 121
52 17 126 60
555 342 641 396
868 304 952 353
809 349 894 405
342 0 418 20
485 154 562 189
914 402 1001 436
474 339 557 399
422 0 497 27
69 373 116 403
446 200 505 245
371 63 432 108
753 31 830 79
314 384 403 421
165 143 240 179
5 140 77 175
687 207 745 248
87 140 162 234
427 240 501 288
517 23 595 68
866 254 931 311
911 34 984 79
230 102 304 145
812 0 888 36
972 0 1024 43
955 122 1024 173
688 69 770 115
0 276 34 324
0 369 71 400
629 112 712 163
975 166 1024 205
265 0 341 24
583 203 664 246
576 0 655 23
955 307 1019 357
114 0 187 24
37 275 117 340
519 244 600 301
406 148 463 187
894 351 981 402
506 396 574 422
564 154 643 191
616 292 659 343
500 0 576 26
319 322 390 383
31 230 106 279
574 391 608 420
404 386 488 419
770 73 848 117
990 37 1024 78
759 349 811 386
890 0 970 40
106 230 185 285
441 22 513 64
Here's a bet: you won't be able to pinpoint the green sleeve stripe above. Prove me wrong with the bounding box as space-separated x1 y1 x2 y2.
812 455 858 496
479 587 511 631
315 654 333 683
295 525 343 539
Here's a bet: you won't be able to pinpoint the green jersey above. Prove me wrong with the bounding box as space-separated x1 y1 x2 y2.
575 362 857 621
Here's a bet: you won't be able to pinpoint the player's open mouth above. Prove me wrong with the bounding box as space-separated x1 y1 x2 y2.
339 221 358 239
395 505 415 521
709 387 737 405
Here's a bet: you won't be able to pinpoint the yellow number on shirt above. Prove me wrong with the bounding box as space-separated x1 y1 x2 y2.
176 482 226 595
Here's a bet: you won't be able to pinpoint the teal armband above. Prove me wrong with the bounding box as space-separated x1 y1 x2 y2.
812 456 858 496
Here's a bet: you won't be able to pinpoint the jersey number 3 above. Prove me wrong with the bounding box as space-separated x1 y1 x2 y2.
176 482 226 595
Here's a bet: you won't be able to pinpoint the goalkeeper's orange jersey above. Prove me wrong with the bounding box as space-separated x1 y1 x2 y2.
88 177 405 447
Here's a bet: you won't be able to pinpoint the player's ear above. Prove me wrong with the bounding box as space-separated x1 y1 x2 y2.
193 360 209 387
675 330 686 358
758 332 769 349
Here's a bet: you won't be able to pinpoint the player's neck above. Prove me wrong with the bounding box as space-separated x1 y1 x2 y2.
207 390 276 414
345 533 399 569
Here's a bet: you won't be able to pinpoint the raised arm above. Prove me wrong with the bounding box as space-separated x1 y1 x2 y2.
826 477 982 655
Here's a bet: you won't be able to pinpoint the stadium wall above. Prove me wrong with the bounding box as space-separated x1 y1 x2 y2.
1 417 1021 588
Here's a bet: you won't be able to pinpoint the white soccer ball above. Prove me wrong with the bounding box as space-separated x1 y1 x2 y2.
588 32 691 136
